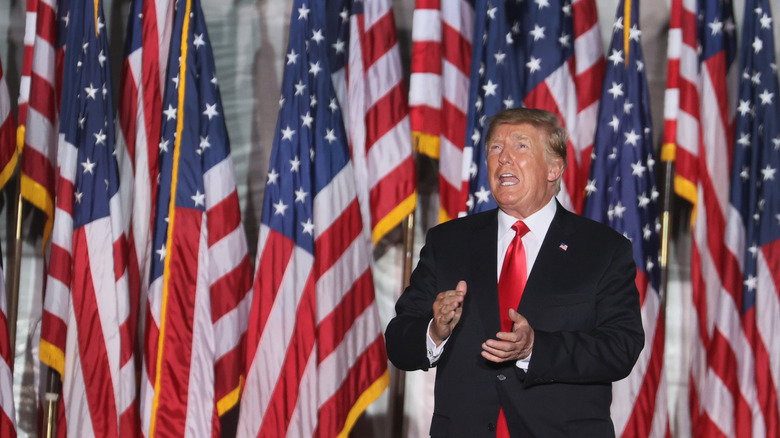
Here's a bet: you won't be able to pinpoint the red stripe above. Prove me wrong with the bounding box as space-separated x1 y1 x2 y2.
258 276 317 437
214 341 243 404
153 208 202 437
33 0 57 47
316 270 374 358
207 190 242 246
119 402 140 438
0 409 15 438
709 329 752 437
704 53 735 168
410 105 441 140
245 229 294 369
118 60 139 161
313 200 363 278
141 0 163 206
314 338 387 437
28 72 57 122
441 99 467 146
48 244 73 287
681 8 698 49
71 228 120 438
40 310 68 359
143 300 160 382
442 22 471 74
744 307 780 436
574 58 604 111
635 270 648 307
55 176 74 214
21 145 56 198
0 312 9 367
411 41 442 74
572 0 598 38
209 254 251 321
368 156 416 227
359 11 397 70
414 0 441 9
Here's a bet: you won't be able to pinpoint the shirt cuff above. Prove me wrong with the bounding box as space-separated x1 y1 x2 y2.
515 353 532 371
426 319 448 365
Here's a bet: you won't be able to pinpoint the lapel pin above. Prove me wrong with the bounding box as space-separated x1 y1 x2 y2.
559 243 568 251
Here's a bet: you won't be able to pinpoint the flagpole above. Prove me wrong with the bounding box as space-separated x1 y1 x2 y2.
659 158 674 306
7 173 24 351
390 211 416 438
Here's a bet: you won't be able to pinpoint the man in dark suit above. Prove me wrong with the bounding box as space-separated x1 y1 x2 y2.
385 108 644 437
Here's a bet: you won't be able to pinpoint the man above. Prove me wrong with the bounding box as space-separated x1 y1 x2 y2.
385 108 644 437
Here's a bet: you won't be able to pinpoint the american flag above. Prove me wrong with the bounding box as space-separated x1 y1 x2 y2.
237 0 388 436
408 0 475 222
721 0 780 434
115 0 174 371
139 0 253 434
0 57 18 438
582 0 668 436
660 0 756 435
17 0 67 244
464 0 604 217
38 0 139 435
327 0 417 245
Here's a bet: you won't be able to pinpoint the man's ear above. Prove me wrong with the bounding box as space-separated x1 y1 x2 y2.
547 156 564 182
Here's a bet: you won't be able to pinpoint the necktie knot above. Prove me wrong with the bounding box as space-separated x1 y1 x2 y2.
512 220 529 239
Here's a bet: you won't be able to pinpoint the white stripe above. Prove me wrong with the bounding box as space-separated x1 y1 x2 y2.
50 207 74 256
674 110 700 159
411 9 441 42
315 235 371 322
155 0 175 93
700 67 732 219
184 220 215 438
118 359 136 414
139 366 154 437
213 286 253 361
18 76 30 109
572 101 599 159
648 367 668 438
313 163 358 238
725 206 746 273
442 60 470 111
441 0 474 41
663 88 680 127
208 224 249 283
62 301 97 438
0 80 11 119
573 25 602 76
43 275 70 322
437 136 463 189
148 276 163 329
32 35 57 85
408 73 442 108
756 251 780 411
24 108 55 156
286 352 318 438
204 157 237 210
57 138 79 186
366 119 412 189
666 29 682 61
23 11 38 46
704 366 735 436
0 356 15 428
679 44 700 84
361 0 391 31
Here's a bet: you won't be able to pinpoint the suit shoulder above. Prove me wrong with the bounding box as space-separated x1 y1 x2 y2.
560 209 631 246
427 209 496 236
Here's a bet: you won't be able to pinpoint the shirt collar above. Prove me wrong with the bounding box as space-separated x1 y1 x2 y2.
497 197 557 240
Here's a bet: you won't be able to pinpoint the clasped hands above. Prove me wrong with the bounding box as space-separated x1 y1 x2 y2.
429 280 534 363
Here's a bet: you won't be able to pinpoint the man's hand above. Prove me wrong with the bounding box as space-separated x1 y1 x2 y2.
430 281 467 345
481 308 534 363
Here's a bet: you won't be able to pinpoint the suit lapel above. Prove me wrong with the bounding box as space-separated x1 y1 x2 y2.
468 209 501 339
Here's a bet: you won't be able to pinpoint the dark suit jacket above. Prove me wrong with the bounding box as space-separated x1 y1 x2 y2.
385 204 644 437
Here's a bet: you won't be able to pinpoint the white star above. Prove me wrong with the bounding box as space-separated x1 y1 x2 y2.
301 111 313 128
332 39 345 54
608 49 624 66
643 224 652 240
526 56 542 73
309 61 322 77
613 16 624 32
562 3 572 16
97 17 104 34
530 25 546 41
75 190 83 204
506 32 515 45
624 130 641 146
191 190 205 207
295 187 309 203
475 186 491 204
558 33 571 48
760 13 773 29
290 156 301 173
503 96 515 109
737 132 751 147
199 136 211 153
748 243 760 258
752 71 762 84
608 147 618 160
294 80 306 96
78 115 86 129
325 128 337 143
159 139 169 153
776 213 780 225
629 25 641 41
759 89 774 105
163 104 177 121
623 100 634 114
211 75 218 87
310 94 318 107
156 244 166 261
98 50 106 67
466 194 474 211
273 199 288 216
84 83 99 100
761 164 776 181
329 98 339 112
647 156 656 171
487 6 497 19
172 73 180 89
193 33 205 49
81 157 96 174
613 201 626 218
281 125 296 141
773 136 780 150
203 103 218 119
482 80 498 96
631 161 647 177
287 49 299 65
585 179 597 195
608 115 620 132
94 129 107 146
494 50 506 65
638 193 651 208
738 100 752 116
608 81 624 99
340 7 349 23
646 257 655 273
535 0 550 9
311 29 325 44
298 4 311 20
62 12 69 27
475 97 483 112
741 166 750 180
267 168 279 184
471 128 481 146
753 36 763 53
744 275 757 291
709 18 723 35
301 218 315 235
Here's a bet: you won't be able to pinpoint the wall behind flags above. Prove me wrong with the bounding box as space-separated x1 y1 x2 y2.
0 0 779 437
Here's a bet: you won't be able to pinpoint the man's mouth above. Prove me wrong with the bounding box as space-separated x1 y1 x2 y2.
499 173 519 186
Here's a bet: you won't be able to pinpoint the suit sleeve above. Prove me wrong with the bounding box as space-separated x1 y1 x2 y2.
385 227 441 371
523 236 644 386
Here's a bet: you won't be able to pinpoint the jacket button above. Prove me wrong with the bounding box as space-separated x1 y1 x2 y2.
497 374 506 381
488 423 495 431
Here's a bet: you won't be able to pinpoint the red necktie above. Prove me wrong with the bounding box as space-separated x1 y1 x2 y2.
496 220 529 438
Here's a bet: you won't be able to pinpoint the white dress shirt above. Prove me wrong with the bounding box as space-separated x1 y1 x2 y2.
426 197 558 369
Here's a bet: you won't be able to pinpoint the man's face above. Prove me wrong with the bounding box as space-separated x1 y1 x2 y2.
486 123 563 219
